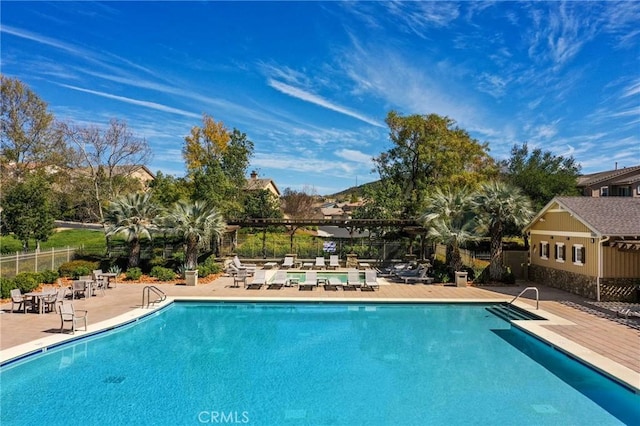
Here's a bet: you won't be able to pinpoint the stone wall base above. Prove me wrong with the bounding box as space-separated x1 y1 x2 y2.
529 265 640 302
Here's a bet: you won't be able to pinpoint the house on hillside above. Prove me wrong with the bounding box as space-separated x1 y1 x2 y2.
245 170 280 197
577 165 640 197
524 197 640 302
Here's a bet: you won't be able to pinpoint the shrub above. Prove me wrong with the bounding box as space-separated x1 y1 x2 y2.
58 260 100 278
13 273 39 293
125 267 142 281
198 256 222 278
148 256 167 268
150 266 176 281
502 267 516 285
39 269 59 284
1 277 16 299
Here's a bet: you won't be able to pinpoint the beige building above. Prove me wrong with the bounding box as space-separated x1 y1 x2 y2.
577 165 640 198
524 197 640 302
245 171 280 197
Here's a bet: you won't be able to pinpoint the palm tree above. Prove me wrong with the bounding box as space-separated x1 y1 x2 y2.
161 200 226 270
419 187 476 273
473 181 534 281
104 192 158 269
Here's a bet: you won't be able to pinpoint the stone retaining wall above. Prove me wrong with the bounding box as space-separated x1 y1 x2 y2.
529 265 639 302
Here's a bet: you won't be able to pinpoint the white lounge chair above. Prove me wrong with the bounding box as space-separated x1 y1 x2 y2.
328 255 340 269
299 271 318 290
246 270 266 289
269 270 288 289
233 256 256 275
281 256 295 269
344 270 361 291
314 257 326 270
362 270 379 291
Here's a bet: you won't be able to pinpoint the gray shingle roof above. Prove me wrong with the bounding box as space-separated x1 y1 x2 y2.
555 197 640 236
576 165 640 187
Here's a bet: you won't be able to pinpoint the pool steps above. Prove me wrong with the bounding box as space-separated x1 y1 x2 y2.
486 303 546 322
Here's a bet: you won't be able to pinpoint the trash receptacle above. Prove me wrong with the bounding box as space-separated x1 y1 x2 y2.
455 271 468 287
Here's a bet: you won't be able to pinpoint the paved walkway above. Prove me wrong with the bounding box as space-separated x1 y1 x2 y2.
2 275 639 388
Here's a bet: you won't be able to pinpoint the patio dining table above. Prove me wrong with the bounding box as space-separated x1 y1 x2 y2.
25 290 57 314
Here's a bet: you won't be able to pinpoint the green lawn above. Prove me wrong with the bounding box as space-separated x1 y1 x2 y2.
0 229 106 254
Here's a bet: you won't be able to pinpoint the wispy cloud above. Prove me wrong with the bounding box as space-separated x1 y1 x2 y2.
334 149 374 165
58 84 201 119
267 79 385 128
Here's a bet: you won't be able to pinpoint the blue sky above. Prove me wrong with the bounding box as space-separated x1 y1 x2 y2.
2 1 639 195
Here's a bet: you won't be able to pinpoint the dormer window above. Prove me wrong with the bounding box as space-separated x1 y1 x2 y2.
600 186 609 196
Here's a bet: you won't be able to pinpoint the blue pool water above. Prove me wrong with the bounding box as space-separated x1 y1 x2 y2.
1 303 638 425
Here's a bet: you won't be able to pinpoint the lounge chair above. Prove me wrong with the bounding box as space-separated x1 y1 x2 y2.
343 270 361 291
246 270 266 289
328 255 340 270
10 288 33 313
314 257 326 270
617 308 640 319
299 271 318 290
232 269 247 288
401 267 434 284
269 270 288 289
59 301 88 334
233 256 256 276
281 256 295 269
362 270 379 291
324 277 341 291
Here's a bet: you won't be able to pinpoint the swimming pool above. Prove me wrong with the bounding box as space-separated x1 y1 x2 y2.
1 302 638 425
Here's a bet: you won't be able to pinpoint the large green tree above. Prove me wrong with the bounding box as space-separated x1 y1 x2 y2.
1 173 55 250
104 192 159 268
374 111 496 218
161 200 226 270
149 171 192 209
183 115 253 218
473 181 534 281
501 143 581 211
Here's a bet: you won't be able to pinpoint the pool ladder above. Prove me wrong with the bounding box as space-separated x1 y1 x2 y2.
142 286 167 309
505 286 539 320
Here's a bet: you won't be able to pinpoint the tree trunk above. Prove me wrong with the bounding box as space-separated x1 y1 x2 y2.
186 235 198 270
489 222 503 281
450 239 463 273
129 238 140 268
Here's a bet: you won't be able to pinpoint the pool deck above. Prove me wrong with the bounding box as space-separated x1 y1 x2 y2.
1 273 639 391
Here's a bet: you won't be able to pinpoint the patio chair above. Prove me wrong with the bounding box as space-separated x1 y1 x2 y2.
269 270 288 289
93 269 108 293
232 269 247 288
233 256 256 276
299 271 318 290
314 257 326 270
328 255 340 270
72 277 93 300
10 288 33 313
43 288 68 313
281 256 295 269
59 301 88 334
246 270 266 290
362 270 379 291
343 270 361 291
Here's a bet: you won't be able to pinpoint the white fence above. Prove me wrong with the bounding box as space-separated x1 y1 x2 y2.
0 247 77 278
